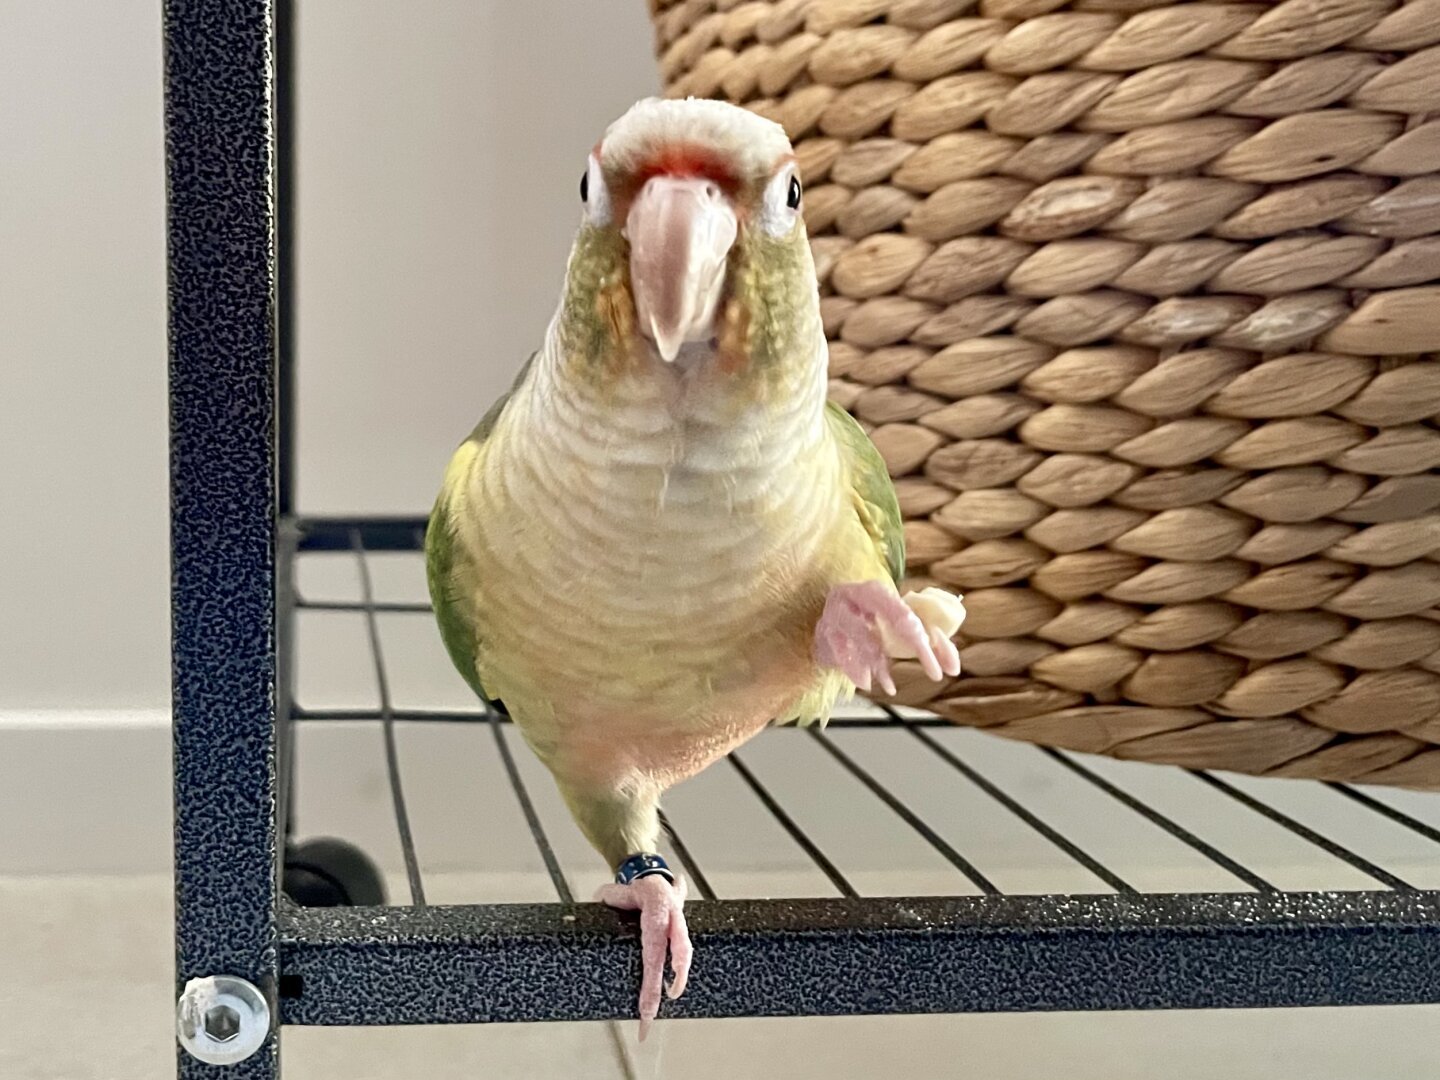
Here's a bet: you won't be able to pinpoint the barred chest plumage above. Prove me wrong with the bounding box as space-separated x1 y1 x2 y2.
455 336 846 745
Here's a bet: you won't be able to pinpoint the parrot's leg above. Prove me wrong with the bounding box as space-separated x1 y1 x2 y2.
814 580 962 695
557 778 692 1039
596 870 691 1041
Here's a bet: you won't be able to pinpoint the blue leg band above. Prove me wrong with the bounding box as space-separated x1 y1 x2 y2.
615 852 674 886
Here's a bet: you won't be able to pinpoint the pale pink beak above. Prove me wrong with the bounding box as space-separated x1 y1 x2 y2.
626 176 738 363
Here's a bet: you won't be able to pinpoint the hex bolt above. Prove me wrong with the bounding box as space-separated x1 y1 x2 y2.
206 1003 241 1042
176 975 271 1066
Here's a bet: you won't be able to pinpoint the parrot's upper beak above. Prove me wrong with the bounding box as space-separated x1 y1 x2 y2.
626 176 738 364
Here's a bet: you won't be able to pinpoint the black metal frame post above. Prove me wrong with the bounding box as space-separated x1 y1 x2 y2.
165 0 281 1076
274 0 299 860
276 0 297 519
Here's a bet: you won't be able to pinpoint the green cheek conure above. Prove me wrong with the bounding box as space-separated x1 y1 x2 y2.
426 97 965 1037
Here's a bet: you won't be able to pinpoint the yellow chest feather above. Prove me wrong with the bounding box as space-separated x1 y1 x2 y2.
449 352 874 767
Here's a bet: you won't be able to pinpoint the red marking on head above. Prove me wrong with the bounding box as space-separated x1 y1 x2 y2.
633 142 739 194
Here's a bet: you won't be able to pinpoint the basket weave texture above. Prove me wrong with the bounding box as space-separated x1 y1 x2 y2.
649 0 1440 788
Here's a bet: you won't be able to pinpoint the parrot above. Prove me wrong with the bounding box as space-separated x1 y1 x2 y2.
425 97 965 1036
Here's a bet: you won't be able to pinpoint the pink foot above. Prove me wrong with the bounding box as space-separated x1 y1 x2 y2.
814 581 961 693
596 874 691 1040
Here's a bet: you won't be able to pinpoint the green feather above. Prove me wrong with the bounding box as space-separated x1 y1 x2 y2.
424 353 537 706
472 351 537 445
825 399 905 586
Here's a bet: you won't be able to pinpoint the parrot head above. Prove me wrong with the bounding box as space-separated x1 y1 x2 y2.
558 97 818 383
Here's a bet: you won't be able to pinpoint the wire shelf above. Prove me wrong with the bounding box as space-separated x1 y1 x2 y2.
273 516 1440 1027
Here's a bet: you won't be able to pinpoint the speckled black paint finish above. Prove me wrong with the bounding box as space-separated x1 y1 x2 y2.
278 893 1440 1026
165 0 280 1075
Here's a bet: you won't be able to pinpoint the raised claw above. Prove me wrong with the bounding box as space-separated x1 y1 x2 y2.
814 581 964 691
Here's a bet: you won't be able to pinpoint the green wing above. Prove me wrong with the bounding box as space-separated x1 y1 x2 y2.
825 399 905 586
424 353 537 706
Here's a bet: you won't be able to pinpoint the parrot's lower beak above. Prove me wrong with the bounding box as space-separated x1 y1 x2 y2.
626 176 738 363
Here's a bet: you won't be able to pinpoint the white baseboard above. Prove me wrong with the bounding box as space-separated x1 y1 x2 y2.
0 709 172 874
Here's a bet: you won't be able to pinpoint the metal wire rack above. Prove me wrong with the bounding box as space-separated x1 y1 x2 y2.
166 3 1440 1077
276 521 1440 1020
291 519 1440 903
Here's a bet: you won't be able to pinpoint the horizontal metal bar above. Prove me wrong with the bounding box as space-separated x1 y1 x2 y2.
290 706 949 728
296 515 429 551
297 598 433 614
278 890 1440 1025
294 706 488 722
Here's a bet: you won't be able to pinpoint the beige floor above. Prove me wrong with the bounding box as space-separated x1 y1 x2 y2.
5 873 1440 1080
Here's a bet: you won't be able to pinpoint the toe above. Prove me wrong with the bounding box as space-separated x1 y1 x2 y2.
909 626 945 681
666 907 692 1000
933 629 962 677
595 882 640 910
638 900 669 1033
887 606 942 679
874 659 897 697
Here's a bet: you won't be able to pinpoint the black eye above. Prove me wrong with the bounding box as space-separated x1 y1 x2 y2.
786 174 802 210
580 170 589 203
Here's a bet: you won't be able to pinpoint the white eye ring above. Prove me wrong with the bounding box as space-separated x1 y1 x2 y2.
758 167 802 238
581 154 612 226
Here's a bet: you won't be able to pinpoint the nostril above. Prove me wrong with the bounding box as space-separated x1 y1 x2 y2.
704 182 721 200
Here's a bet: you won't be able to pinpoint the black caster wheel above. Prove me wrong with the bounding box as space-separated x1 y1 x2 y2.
283 836 387 907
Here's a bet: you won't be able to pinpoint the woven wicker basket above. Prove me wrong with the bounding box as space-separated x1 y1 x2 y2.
649 0 1440 788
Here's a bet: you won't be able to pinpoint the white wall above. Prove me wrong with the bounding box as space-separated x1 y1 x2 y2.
0 0 659 708
1 1 168 708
